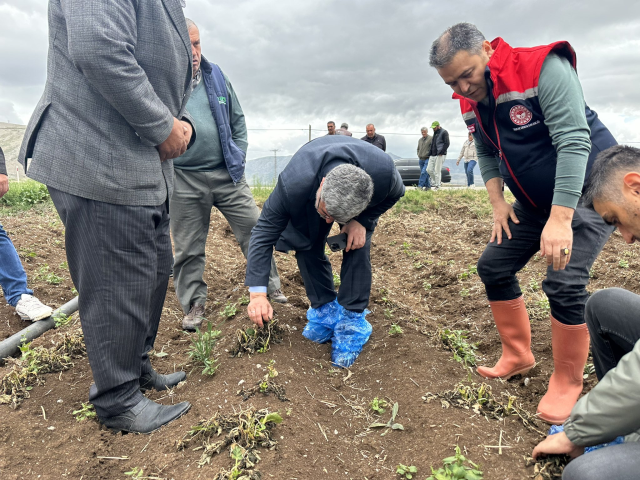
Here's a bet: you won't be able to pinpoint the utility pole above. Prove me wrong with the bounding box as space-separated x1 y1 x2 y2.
309 124 311 142
270 149 279 182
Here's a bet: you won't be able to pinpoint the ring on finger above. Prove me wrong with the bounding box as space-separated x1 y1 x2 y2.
561 247 570 256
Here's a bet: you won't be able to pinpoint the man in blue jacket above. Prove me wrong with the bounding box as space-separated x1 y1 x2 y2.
171 19 287 332
245 135 405 367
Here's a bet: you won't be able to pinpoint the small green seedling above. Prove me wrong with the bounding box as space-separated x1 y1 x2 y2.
423 282 432 291
239 294 250 306
427 445 483 480
389 324 403 336
333 271 341 288
267 359 278 378
619 259 630 268
53 312 71 328
72 402 96 422
384 308 395 319
369 402 404 436
124 467 144 479
370 397 389 414
221 302 238 318
459 288 470 297
584 363 596 379
528 279 540 292
396 464 418 479
188 323 221 376
440 329 478 367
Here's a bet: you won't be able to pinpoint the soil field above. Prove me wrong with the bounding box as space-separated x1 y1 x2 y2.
1 192 638 480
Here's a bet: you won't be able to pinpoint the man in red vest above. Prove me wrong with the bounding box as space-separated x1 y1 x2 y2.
429 23 617 424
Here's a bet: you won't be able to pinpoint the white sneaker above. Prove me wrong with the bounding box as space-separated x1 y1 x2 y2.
469 184 476 189
15 294 53 322
433 186 440 191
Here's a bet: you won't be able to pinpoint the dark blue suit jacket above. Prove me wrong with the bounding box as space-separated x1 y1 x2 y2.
245 135 405 287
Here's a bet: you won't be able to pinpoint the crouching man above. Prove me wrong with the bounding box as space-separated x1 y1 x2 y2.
533 145 640 479
245 135 405 367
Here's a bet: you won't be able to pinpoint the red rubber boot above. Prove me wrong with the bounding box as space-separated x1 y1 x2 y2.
537 316 590 424
477 297 536 379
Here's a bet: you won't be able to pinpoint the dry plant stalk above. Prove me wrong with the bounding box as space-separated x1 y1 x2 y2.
423 382 546 436
230 319 284 357
177 407 282 475
0 331 86 409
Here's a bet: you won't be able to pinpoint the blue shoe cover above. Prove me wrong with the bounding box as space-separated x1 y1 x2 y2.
548 425 623 453
331 308 372 368
302 298 340 344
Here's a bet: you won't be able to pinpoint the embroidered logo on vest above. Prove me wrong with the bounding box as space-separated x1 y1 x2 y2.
467 124 476 133
509 105 532 126
218 96 227 105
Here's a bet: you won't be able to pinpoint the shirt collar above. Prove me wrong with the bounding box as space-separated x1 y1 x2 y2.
192 68 202 88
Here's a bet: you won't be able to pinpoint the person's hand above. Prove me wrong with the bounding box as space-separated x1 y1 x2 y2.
157 117 188 162
247 292 273 328
540 205 574 271
180 120 193 146
490 199 520 244
532 431 584 460
341 219 366 252
456 159 461 166
0 174 8 199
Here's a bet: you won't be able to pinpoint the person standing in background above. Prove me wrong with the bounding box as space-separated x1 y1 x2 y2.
327 121 337 135
170 19 287 332
417 126 433 190
425 121 450 191
457 132 478 187
337 123 353 136
361 124 386 151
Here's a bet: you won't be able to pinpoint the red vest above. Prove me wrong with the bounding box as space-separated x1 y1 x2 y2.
455 38 616 209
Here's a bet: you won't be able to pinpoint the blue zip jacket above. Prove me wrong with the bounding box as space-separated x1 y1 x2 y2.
200 56 247 183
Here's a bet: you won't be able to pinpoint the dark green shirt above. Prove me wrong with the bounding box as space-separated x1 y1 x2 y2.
174 72 247 171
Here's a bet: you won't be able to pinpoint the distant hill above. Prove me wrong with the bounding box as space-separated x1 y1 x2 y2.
245 151 402 184
0 122 27 180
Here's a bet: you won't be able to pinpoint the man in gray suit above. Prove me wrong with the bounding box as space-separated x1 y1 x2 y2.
19 0 194 433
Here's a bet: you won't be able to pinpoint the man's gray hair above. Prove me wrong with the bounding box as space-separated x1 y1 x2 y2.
421 126 428 132
322 164 374 224
583 145 640 208
327 121 336 126
429 22 486 69
341 123 349 129
186 18 198 30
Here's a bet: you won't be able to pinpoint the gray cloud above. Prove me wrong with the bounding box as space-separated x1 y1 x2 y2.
1 0 639 159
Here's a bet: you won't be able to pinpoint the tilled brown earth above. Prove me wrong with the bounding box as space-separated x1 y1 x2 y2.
0 199 638 480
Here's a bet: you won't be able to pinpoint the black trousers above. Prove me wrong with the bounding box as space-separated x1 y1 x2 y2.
477 201 613 325
49 187 172 418
585 288 640 380
295 220 373 313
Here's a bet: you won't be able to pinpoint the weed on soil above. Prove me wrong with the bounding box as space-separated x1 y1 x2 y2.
424 382 546 435
230 319 284 357
0 329 85 408
525 454 570 479
176 407 283 478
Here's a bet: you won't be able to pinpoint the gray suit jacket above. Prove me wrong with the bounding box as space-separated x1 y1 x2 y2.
19 0 194 206
0 147 5 176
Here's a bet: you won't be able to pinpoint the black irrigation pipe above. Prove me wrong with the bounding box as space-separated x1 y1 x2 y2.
0 296 79 363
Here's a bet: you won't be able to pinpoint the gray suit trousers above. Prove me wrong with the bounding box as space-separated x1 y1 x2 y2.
49 187 172 419
170 168 281 314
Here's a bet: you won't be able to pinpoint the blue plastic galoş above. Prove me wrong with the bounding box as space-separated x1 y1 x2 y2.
547 425 624 454
302 298 340 344
331 307 372 368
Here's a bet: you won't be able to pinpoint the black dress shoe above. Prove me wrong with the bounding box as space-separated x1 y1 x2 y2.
140 369 186 392
100 397 191 434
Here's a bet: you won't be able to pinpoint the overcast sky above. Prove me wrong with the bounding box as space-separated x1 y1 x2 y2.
1 0 639 159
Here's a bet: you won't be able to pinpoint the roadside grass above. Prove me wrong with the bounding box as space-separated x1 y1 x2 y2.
250 177 277 204
394 188 514 218
0 180 51 214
